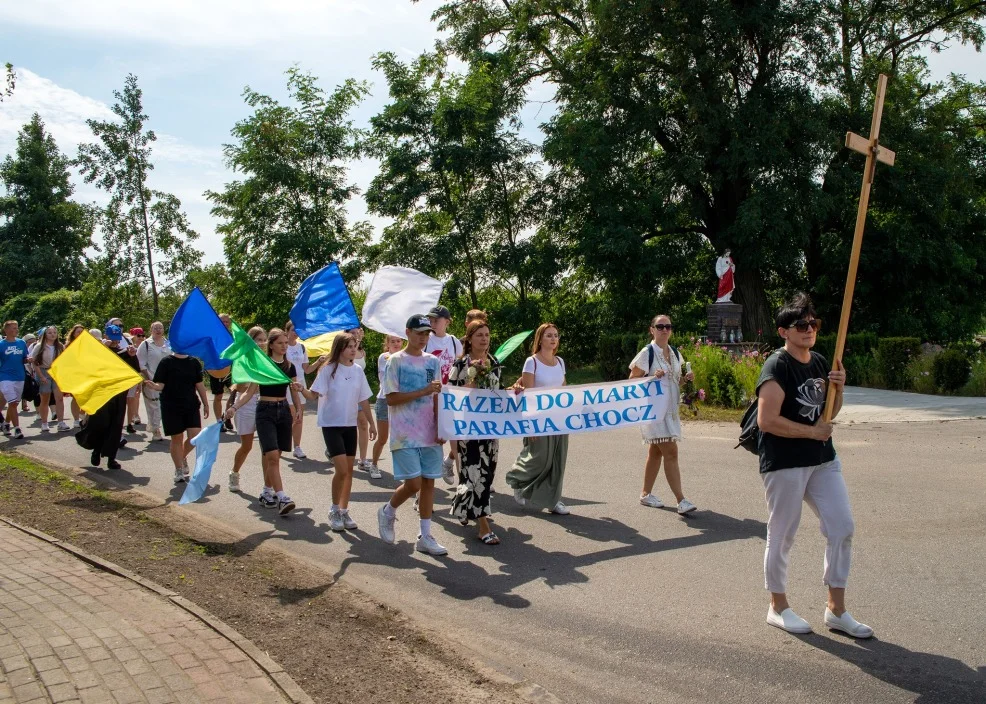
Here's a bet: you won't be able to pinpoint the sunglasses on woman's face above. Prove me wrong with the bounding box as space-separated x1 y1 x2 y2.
788 319 822 333
652 324 673 332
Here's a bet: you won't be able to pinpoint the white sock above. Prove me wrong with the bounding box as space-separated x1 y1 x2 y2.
330 504 340 513
276 490 288 500
263 485 273 495
420 518 432 537
383 503 396 519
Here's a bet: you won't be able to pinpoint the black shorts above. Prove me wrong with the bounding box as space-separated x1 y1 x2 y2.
256 400 292 454
208 374 231 395
161 404 201 437
322 426 357 458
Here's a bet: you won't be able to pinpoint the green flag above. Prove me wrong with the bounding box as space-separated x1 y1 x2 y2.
494 330 534 362
221 321 291 385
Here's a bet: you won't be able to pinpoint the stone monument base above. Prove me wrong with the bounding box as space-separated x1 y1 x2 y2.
707 302 743 344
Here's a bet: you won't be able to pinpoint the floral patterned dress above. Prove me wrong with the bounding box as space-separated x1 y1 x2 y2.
448 355 501 523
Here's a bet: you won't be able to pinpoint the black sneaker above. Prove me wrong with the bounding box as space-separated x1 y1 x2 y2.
126 424 135 434
119 438 128 449
259 491 277 509
107 460 121 470
91 449 101 467
277 496 296 515
224 419 234 433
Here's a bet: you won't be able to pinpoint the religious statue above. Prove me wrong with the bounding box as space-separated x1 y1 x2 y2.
715 249 735 303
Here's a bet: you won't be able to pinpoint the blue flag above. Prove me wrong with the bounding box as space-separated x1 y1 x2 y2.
289 262 359 339
179 421 223 505
169 288 234 371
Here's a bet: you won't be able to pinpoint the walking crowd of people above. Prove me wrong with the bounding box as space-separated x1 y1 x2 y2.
0 290 872 638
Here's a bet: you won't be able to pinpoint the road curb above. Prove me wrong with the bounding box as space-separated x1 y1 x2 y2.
0 514 315 704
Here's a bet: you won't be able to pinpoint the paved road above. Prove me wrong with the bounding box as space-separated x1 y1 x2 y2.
6 391 986 703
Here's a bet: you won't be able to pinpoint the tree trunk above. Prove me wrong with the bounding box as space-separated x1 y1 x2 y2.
733 266 774 341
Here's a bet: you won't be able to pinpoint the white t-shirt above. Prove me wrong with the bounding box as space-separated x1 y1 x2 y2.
285 341 308 389
354 350 366 370
137 338 172 377
425 334 461 383
522 355 566 388
310 363 372 428
376 352 389 387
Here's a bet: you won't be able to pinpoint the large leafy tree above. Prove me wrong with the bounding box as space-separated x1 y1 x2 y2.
365 52 557 308
76 74 202 318
430 0 986 339
206 68 370 327
0 114 92 302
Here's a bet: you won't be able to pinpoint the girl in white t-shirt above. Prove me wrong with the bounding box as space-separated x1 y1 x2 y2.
505 323 573 515
368 335 404 478
300 332 377 532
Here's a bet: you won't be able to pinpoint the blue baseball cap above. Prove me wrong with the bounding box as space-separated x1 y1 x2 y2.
104 324 124 342
405 315 434 332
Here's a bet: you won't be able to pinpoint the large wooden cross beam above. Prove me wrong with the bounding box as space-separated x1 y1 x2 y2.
823 74 896 422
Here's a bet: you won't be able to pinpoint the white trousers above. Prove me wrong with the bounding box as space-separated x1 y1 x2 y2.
142 387 162 433
762 458 854 593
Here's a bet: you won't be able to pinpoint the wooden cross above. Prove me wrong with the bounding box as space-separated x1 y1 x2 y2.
823 73 896 422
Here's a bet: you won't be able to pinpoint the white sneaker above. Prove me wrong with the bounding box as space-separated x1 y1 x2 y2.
57 421 70 432
173 468 186 483
824 608 873 639
41 422 50 432
293 447 307 459
415 534 448 556
277 495 296 515
767 607 812 634
73 419 82 429
12 427 23 440
151 429 164 441
377 505 396 544
550 501 570 515
2 422 10 436
441 457 456 485
329 508 345 532
356 459 367 471
340 510 358 531
677 499 697 514
640 493 664 508
228 472 240 492
366 462 382 479
512 488 526 507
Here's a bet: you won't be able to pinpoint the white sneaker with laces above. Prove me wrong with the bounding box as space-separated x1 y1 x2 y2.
277 495 296 515
767 607 812 634
73 419 81 428
366 462 382 480
329 508 345 532
12 427 23 439
341 510 357 531
377 505 396 544
677 499 697 514
57 421 70 432
550 501 570 515
415 534 448 556
173 468 185 483
41 422 50 432
293 446 307 459
640 493 664 508
512 488 526 507
441 457 456 485
152 429 164 441
824 608 873 639
228 472 240 492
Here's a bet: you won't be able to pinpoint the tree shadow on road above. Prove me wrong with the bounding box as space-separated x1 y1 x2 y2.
799 633 986 703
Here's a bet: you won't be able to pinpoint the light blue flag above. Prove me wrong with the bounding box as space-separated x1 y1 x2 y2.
179 421 223 505
169 288 234 371
289 262 360 339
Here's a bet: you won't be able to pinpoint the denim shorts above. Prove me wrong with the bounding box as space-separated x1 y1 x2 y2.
392 446 444 481
256 400 292 454
374 396 388 422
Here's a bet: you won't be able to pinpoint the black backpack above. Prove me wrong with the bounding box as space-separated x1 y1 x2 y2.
646 343 681 371
735 399 760 454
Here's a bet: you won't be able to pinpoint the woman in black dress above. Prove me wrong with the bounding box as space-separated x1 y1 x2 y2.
448 321 502 544
145 352 210 483
76 325 131 469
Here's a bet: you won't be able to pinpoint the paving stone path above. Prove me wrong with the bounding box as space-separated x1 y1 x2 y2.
0 521 295 704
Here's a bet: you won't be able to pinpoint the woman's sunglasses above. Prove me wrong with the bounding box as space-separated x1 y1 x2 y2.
652 324 673 332
788 319 822 333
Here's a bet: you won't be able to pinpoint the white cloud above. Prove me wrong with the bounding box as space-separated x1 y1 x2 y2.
4 0 433 48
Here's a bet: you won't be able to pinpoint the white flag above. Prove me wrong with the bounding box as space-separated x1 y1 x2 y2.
361 266 444 339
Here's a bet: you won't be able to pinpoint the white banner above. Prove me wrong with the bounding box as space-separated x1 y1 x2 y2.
438 377 670 440
361 266 444 339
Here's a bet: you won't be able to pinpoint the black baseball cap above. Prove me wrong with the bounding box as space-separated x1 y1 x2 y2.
406 314 434 332
427 305 451 320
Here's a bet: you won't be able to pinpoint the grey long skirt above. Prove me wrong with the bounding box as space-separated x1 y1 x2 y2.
505 434 570 509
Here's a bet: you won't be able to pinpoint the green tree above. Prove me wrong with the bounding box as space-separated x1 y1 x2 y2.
76 74 202 319
206 67 370 327
0 114 92 302
2 63 14 101
365 52 556 307
431 0 986 339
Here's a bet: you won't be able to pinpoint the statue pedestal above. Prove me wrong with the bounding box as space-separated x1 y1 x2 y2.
707 303 743 344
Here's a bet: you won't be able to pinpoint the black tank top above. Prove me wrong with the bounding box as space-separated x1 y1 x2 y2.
259 359 296 398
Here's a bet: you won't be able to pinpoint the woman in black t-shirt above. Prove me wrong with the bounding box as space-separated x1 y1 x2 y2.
147 353 209 483
250 327 302 516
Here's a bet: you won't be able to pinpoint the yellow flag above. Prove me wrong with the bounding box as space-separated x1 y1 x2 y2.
49 332 143 414
300 331 340 358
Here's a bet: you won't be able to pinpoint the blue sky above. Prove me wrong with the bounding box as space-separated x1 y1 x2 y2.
1 1 982 265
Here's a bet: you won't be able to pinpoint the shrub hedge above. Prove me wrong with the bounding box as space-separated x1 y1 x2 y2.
876 337 921 390
933 348 971 392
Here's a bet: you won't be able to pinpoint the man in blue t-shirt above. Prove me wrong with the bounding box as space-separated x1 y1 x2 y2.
0 320 29 439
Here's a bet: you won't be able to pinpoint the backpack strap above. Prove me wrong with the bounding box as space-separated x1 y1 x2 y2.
647 344 655 373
